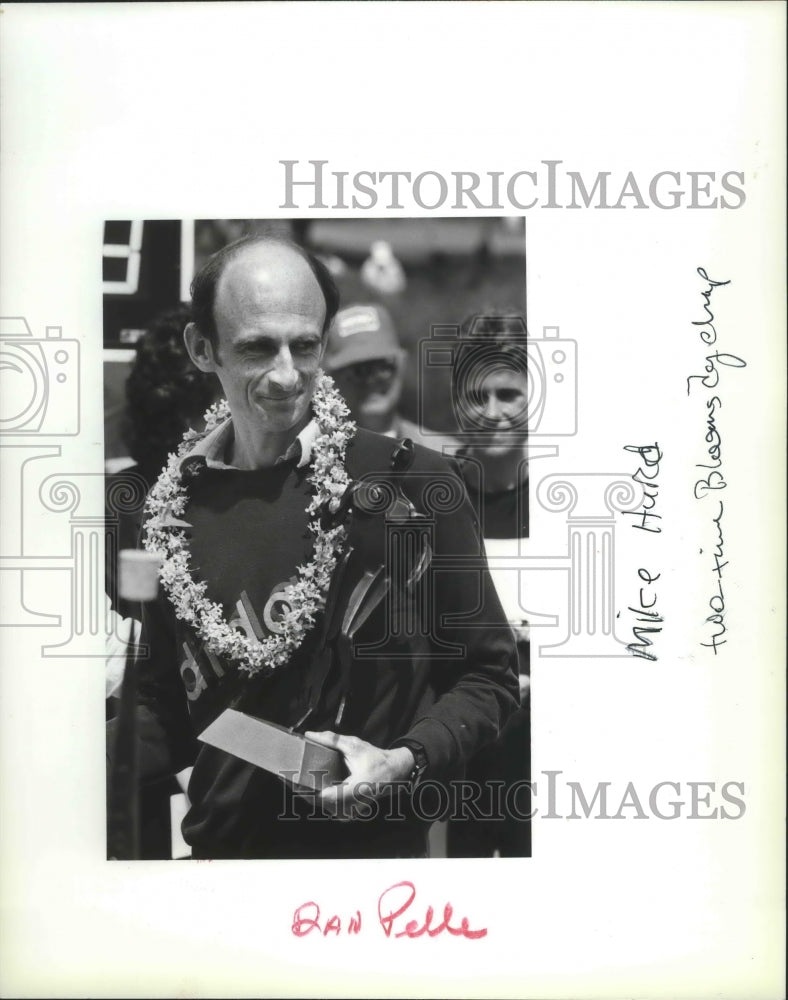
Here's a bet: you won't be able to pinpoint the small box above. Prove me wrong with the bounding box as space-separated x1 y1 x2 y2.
198 709 348 791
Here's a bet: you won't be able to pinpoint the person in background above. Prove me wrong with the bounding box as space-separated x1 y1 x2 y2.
446 312 531 858
322 302 457 454
106 305 222 623
122 306 223 490
105 306 221 858
451 312 530 541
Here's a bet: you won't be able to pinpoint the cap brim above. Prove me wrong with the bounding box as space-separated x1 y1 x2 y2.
323 341 400 372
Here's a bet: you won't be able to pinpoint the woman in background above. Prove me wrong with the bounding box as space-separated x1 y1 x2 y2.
446 312 531 858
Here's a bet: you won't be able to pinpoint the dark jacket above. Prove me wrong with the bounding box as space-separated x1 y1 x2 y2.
109 425 519 858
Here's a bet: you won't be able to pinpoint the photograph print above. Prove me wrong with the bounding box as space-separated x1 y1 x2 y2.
103 217 534 860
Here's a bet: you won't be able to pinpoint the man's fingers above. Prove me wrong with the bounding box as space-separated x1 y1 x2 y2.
305 730 360 757
317 779 360 821
317 782 343 811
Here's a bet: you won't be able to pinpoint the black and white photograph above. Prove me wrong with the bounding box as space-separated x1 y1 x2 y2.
103 218 532 861
0 3 784 998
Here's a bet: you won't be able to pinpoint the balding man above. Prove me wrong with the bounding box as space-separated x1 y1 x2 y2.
108 236 518 860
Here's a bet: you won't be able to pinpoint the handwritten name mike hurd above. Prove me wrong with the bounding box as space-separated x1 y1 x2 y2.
623 442 664 661
687 267 745 654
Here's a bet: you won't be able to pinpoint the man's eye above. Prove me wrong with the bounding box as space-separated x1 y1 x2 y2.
497 390 522 403
294 340 320 353
241 342 274 356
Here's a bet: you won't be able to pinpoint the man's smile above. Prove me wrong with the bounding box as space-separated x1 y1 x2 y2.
256 389 303 402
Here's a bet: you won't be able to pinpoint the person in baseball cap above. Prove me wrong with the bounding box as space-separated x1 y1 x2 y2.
323 303 456 453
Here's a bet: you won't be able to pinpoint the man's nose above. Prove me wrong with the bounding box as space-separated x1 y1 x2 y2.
269 348 299 390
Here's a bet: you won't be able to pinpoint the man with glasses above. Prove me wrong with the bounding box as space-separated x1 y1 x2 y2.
323 303 457 453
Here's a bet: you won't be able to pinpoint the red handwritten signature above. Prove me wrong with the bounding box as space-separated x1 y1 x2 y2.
291 880 487 940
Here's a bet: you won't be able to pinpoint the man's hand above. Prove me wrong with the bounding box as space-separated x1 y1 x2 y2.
304 730 415 821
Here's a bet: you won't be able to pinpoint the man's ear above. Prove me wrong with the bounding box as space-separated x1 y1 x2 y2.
184 322 218 373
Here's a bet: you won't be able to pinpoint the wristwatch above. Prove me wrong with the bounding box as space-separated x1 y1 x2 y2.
396 739 429 789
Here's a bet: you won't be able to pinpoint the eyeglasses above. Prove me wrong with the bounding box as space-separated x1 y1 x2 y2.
339 359 398 384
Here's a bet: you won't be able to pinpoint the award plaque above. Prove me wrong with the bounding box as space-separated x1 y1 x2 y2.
198 709 348 791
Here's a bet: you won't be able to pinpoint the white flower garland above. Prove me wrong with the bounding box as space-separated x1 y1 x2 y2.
143 371 356 677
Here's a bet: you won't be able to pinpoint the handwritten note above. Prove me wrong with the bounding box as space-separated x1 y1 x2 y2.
622 443 664 660
291 881 487 940
687 267 746 654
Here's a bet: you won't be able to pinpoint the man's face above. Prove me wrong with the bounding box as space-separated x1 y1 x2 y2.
330 355 403 428
209 245 326 440
461 367 529 456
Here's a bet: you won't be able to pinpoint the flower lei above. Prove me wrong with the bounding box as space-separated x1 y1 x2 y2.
143 371 356 678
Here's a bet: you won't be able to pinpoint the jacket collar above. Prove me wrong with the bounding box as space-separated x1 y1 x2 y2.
180 415 320 472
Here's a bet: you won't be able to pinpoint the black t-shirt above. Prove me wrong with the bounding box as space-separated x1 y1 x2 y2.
186 463 314 631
